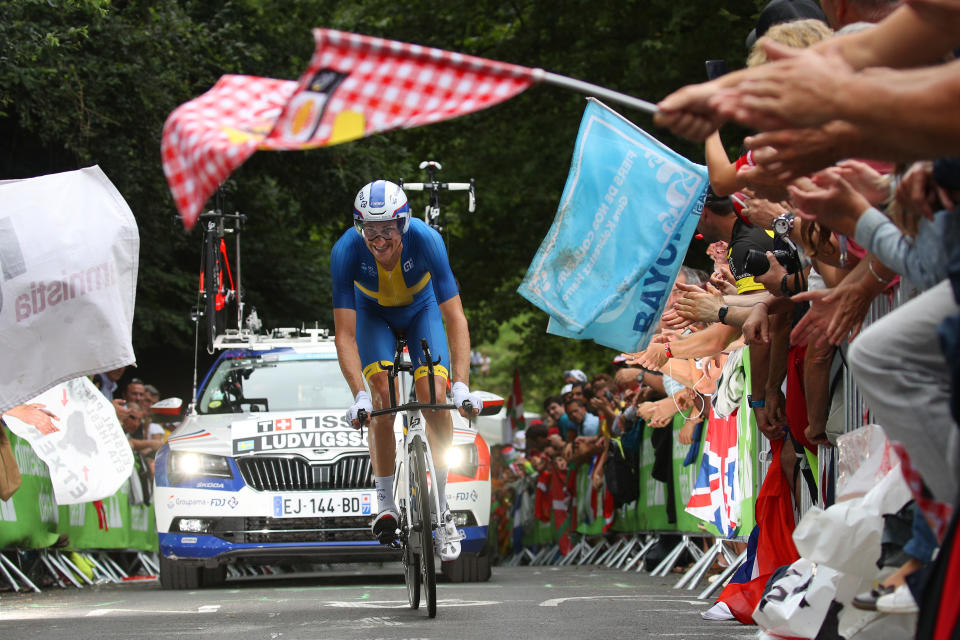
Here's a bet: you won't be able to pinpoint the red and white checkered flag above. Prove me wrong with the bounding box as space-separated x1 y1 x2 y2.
162 29 542 229
161 75 299 230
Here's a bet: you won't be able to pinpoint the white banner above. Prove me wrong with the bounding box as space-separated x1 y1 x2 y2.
0 166 139 412
3 377 134 504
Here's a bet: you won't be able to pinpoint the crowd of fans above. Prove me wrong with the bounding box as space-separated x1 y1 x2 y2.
494 0 960 635
92 368 168 499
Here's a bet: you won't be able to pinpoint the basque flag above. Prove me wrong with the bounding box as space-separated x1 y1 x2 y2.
685 405 741 537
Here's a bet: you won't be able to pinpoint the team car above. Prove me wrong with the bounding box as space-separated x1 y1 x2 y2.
154 329 493 588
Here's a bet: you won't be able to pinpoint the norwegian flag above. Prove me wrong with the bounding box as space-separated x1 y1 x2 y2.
506 368 525 434
685 405 741 536
162 28 541 229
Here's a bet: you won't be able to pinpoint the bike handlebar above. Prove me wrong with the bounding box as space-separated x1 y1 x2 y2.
402 182 472 192
356 400 474 425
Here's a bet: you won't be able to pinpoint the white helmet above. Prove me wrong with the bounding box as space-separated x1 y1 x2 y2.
353 180 411 236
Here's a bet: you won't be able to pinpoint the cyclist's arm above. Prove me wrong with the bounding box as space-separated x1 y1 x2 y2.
333 308 367 396
439 294 471 387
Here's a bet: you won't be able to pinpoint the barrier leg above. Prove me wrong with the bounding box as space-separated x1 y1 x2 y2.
626 535 661 572
100 552 130 579
39 552 66 588
556 540 582 566
81 552 119 583
650 535 703 577
43 551 82 588
531 544 555 566
0 552 41 593
612 538 641 569
0 553 22 592
136 551 160 576
697 549 747 600
58 551 94 586
578 539 607 565
597 537 625 566
675 538 725 590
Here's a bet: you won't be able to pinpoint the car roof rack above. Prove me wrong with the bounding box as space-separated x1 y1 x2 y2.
212 324 333 351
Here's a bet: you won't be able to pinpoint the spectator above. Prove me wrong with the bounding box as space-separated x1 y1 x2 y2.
123 378 146 407
142 383 167 443
95 366 126 401
563 397 600 442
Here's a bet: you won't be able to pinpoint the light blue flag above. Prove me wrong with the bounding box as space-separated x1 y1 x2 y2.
518 99 707 350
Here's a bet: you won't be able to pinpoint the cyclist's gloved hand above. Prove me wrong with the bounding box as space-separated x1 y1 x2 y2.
346 390 373 428
452 382 483 417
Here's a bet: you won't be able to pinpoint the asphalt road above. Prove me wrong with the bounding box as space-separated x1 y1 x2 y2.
0 564 756 639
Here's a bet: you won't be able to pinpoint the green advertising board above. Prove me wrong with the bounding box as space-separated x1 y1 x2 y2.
0 431 157 552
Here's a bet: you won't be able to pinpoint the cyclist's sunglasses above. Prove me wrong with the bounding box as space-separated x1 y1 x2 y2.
359 221 402 241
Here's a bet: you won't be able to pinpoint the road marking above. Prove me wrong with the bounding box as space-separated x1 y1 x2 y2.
322 599 500 609
539 595 709 607
82 605 222 618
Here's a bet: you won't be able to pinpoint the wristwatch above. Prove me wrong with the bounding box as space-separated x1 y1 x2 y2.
717 305 729 324
748 394 765 408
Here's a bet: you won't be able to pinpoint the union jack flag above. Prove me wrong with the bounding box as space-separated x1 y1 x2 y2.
685 405 741 536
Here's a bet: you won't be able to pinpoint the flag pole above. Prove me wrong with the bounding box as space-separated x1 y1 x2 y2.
539 71 659 116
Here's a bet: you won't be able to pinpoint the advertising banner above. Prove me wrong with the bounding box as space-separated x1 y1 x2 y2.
0 166 138 413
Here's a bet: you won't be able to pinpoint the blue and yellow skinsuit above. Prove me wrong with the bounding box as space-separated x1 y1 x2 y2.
331 217 459 382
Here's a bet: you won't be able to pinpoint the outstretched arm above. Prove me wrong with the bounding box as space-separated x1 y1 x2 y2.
333 307 366 397
439 294 471 387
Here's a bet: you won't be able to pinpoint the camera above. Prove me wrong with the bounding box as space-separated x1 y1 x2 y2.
743 213 802 275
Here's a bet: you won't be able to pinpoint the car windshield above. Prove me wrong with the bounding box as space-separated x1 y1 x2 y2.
198 355 353 414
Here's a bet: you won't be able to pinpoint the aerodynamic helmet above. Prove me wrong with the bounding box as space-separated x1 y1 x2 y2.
353 180 411 236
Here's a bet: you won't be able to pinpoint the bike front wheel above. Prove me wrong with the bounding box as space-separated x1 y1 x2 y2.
401 503 421 609
410 437 436 618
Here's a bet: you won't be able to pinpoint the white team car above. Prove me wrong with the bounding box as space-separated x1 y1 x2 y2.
154 330 493 588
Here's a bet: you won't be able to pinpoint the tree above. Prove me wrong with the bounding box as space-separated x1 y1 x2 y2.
1 0 762 403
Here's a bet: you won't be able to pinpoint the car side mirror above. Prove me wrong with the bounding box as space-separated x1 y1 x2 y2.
474 390 504 417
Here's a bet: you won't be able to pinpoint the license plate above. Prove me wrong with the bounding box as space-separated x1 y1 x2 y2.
272 492 373 517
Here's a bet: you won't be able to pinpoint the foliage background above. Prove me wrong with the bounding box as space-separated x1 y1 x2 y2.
1 0 762 410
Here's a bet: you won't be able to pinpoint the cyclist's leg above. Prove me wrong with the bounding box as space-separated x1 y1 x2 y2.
356 304 401 540
406 297 453 487
407 298 461 559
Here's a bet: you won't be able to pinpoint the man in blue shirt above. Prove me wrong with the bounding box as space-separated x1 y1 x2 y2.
563 397 600 439
330 180 481 561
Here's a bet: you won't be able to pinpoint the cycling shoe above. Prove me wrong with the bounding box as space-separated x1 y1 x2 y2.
434 508 463 562
371 508 399 545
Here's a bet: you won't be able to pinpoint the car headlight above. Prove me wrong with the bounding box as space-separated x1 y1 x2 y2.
444 445 479 477
168 451 232 485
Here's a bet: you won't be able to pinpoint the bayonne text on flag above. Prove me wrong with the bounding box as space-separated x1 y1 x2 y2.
162 29 540 229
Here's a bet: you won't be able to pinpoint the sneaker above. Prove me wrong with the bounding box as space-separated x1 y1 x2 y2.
701 602 735 621
434 508 463 562
852 584 896 611
371 508 399 545
876 584 919 614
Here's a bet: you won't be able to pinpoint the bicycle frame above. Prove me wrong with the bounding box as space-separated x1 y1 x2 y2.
365 335 458 546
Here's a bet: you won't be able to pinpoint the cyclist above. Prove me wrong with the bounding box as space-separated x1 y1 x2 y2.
331 179 483 561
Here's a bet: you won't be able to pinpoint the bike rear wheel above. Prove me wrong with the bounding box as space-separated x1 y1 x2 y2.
410 437 436 618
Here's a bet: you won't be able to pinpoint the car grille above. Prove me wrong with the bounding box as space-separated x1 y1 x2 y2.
237 455 374 492
213 516 372 544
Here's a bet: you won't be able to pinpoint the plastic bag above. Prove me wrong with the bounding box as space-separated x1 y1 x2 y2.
835 424 900 501
793 449 911 577
753 558 841 639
